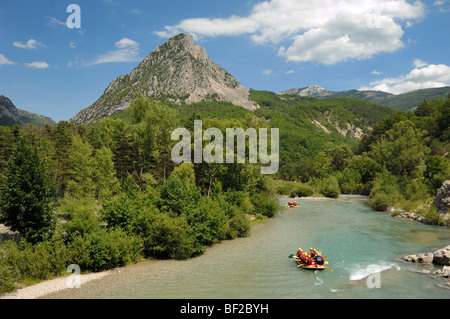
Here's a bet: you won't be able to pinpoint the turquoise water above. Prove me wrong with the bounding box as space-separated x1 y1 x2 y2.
44 196 450 299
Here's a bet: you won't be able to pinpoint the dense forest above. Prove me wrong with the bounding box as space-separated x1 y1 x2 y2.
0 92 449 294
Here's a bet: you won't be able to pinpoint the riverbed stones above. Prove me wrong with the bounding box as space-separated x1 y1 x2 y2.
442 266 450 278
433 180 450 212
433 245 450 266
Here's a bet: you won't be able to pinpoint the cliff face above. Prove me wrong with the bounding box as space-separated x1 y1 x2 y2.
0 95 20 126
70 33 255 125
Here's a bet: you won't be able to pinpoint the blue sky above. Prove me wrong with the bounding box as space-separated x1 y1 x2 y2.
0 0 449 122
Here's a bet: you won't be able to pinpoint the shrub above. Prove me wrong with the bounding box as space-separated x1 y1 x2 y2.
59 197 101 240
291 184 314 197
0 262 20 294
275 180 292 195
101 193 137 229
251 192 279 217
143 212 196 260
188 197 228 247
368 171 402 211
320 176 341 198
68 228 143 272
0 236 68 283
227 212 251 239
417 206 447 226
369 192 396 211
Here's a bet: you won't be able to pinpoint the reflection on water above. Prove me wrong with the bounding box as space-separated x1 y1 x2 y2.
43 196 450 299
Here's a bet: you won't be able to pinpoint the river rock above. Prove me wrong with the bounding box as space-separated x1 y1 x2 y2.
401 252 434 264
442 266 450 278
433 180 450 212
433 245 450 266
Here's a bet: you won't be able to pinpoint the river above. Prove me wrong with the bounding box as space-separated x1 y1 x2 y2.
43 195 450 299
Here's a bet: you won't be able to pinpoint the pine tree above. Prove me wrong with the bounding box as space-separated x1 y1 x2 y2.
0 138 55 243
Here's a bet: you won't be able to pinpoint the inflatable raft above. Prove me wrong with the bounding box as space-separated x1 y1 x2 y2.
294 257 326 270
289 253 330 271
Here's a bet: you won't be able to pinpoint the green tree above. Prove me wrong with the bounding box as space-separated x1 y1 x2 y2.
92 146 120 200
424 155 450 193
159 164 201 215
67 135 95 198
50 121 74 197
0 138 55 243
369 121 430 178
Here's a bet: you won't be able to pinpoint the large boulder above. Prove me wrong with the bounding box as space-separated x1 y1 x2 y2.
433 245 450 266
401 252 434 264
433 181 450 212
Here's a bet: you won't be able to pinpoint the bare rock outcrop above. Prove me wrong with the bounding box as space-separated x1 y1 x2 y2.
433 180 450 212
401 245 450 279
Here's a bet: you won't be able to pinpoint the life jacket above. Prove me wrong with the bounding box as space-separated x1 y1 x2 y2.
300 253 308 263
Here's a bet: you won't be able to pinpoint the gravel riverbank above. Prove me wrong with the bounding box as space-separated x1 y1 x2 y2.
0 271 112 299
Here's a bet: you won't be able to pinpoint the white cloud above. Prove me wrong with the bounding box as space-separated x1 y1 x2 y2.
371 70 383 75
262 69 273 75
70 41 77 49
46 16 67 27
285 70 295 74
413 59 427 68
0 53 15 66
434 0 449 12
25 61 50 69
13 39 45 49
360 61 450 94
87 38 141 65
155 0 425 65
130 9 142 15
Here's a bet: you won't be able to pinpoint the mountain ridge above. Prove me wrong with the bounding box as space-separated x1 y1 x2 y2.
279 85 450 111
0 95 56 126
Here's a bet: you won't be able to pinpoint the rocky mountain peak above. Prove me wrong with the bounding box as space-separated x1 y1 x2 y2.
299 85 334 98
70 33 255 125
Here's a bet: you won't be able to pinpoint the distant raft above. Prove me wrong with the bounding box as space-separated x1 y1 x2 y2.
285 201 299 208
